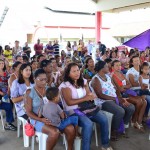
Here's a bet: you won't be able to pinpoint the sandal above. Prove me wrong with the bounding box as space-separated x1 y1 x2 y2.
134 122 145 132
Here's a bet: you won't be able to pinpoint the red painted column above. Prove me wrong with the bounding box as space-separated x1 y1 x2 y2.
95 11 102 43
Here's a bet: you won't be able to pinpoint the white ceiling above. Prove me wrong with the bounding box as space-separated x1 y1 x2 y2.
96 0 150 11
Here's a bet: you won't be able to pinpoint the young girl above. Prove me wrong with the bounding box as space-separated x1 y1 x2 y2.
42 87 79 139
139 62 150 117
139 62 150 92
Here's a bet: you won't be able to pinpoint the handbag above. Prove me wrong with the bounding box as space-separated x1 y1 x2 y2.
78 101 100 117
124 89 137 96
75 88 100 117
25 120 35 137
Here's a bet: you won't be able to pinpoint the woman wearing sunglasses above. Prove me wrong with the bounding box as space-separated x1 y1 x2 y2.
25 69 76 150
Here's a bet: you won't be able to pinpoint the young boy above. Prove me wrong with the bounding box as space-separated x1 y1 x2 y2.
42 87 79 136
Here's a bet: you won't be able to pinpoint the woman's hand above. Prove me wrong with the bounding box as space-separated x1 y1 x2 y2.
85 93 97 101
41 118 52 125
120 98 130 107
143 84 148 89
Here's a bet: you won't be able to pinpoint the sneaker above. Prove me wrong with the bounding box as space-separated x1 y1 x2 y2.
4 123 17 131
101 146 113 150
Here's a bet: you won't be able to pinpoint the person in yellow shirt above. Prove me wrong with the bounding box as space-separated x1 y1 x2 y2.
3 45 13 66
77 39 83 57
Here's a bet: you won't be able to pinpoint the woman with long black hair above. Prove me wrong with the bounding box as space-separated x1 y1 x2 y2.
11 63 34 120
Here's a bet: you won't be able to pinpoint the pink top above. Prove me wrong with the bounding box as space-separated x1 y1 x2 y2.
59 79 87 111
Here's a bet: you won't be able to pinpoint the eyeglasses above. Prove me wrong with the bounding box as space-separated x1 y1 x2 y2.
36 78 47 82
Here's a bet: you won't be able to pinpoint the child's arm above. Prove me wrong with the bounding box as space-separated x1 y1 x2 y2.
60 112 66 119
139 76 147 89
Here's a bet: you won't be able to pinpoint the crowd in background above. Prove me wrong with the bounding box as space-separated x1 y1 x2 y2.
0 39 150 150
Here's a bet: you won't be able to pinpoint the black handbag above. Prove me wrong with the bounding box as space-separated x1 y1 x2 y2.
78 101 100 117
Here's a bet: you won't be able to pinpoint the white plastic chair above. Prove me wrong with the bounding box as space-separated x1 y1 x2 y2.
17 117 29 147
102 111 113 139
0 110 5 130
31 131 68 150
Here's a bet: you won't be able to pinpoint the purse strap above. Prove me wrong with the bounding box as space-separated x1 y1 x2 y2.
28 87 44 126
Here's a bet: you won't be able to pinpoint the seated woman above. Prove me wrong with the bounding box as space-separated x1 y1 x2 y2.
11 63 34 120
91 60 135 139
83 57 96 82
72 51 82 68
119 51 129 74
8 61 22 89
50 58 62 87
59 62 113 150
111 60 146 131
40 59 54 87
0 59 16 131
25 69 76 150
126 56 148 119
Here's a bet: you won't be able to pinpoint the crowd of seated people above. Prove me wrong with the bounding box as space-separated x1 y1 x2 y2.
0 40 149 150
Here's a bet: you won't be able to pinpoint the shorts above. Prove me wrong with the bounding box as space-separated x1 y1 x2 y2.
58 116 78 131
30 119 44 132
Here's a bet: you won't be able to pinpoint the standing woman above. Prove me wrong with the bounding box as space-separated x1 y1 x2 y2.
11 63 34 119
0 59 16 130
83 57 96 82
72 41 77 51
25 69 76 150
77 39 83 57
66 41 72 57
59 63 113 150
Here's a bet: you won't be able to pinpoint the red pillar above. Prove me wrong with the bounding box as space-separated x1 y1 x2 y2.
95 11 102 43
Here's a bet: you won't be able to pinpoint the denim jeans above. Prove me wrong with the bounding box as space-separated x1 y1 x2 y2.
58 116 78 131
102 101 125 130
0 102 14 123
145 95 150 116
76 111 109 150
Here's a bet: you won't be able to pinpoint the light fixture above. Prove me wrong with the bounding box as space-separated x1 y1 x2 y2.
0 7 9 27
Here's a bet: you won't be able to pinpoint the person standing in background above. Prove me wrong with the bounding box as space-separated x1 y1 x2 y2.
77 39 83 57
98 41 106 56
72 41 78 51
3 45 13 67
12 40 22 56
66 41 72 57
34 39 43 55
45 41 54 55
53 40 60 56
87 40 93 56
23 42 31 58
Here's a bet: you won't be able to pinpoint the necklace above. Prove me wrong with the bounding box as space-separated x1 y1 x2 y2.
35 87 45 98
